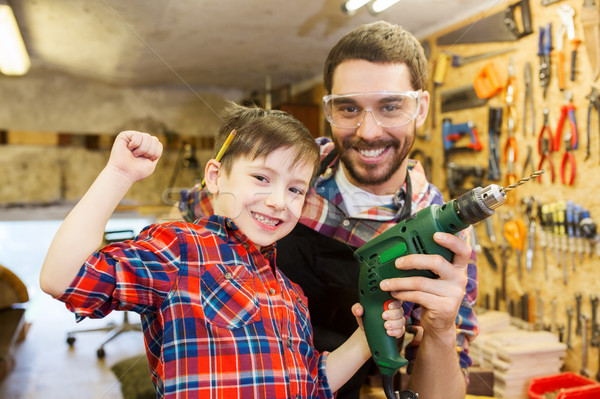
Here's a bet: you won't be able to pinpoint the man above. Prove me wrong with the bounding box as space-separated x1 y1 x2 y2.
182 22 477 399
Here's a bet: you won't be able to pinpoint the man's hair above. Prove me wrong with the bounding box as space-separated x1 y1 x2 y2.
214 102 320 177
323 21 428 93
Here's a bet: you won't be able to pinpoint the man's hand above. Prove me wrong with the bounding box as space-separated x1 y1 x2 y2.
352 300 405 338
379 232 470 335
108 131 163 184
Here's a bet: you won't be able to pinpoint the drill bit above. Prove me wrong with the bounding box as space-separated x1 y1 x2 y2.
502 170 545 193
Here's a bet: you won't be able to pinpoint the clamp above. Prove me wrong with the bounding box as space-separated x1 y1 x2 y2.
538 23 553 98
554 91 579 152
585 87 600 162
538 108 556 183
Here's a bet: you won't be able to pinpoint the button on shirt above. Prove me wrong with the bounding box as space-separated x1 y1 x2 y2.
57 215 332 398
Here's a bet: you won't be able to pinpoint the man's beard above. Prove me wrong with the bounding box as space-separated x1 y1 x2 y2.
333 131 414 187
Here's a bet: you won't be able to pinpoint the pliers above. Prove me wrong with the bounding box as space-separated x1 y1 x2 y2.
537 109 556 183
538 23 552 98
585 87 600 162
560 131 576 185
554 91 579 152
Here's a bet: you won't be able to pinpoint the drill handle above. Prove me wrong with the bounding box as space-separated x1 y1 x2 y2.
360 288 408 376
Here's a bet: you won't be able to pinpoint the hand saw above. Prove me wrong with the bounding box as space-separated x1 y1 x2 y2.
436 0 533 45
582 0 600 80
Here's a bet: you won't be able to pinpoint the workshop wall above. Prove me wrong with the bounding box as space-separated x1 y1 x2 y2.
0 70 232 208
415 0 600 377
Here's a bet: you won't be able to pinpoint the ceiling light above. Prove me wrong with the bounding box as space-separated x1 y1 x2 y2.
0 0 30 76
341 0 371 14
368 0 402 14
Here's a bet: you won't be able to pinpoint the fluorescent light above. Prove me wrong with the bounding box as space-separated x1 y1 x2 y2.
0 1 30 75
369 0 402 14
342 0 371 14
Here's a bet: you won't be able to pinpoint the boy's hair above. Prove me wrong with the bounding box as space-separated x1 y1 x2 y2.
323 21 428 93
214 103 320 178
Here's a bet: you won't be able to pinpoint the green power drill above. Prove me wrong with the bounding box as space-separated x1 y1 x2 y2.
354 172 542 399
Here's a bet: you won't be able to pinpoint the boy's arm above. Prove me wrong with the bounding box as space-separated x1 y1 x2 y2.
40 131 163 297
325 301 404 393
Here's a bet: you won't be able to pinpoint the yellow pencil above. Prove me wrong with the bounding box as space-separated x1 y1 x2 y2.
201 128 236 187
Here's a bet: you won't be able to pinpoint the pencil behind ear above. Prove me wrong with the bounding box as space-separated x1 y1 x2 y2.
204 159 221 194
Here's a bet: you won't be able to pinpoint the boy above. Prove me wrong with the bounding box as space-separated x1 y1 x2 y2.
40 104 405 398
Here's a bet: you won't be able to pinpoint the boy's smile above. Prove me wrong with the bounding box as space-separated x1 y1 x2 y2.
209 147 314 249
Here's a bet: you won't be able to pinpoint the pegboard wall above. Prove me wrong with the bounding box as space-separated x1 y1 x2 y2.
414 0 600 376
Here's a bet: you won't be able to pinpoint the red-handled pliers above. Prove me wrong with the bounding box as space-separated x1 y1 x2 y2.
537 109 555 183
554 91 579 151
560 132 576 185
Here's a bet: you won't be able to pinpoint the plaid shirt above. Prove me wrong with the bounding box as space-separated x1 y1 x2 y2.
181 137 479 378
57 215 333 399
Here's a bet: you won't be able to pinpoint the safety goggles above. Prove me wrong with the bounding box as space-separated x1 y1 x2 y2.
322 90 423 129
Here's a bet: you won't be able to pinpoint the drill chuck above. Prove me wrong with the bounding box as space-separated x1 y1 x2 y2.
455 184 505 225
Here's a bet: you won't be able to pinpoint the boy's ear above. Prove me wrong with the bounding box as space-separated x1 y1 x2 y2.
204 159 221 194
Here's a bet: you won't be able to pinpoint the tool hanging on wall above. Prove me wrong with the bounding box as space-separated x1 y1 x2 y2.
523 62 535 136
446 47 517 67
441 85 488 112
554 91 579 151
554 201 568 284
538 23 553 98
436 0 532 45
488 106 503 181
566 201 577 272
537 108 556 182
442 118 483 165
431 53 451 131
581 0 600 81
557 4 580 82
520 197 538 274
504 217 527 279
504 59 519 203
554 23 567 92
523 144 535 176
574 204 585 264
446 162 485 198
586 87 600 162
537 201 550 280
474 62 504 99
559 131 576 185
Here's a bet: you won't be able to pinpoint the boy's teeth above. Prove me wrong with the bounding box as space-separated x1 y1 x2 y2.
359 147 385 157
254 213 278 226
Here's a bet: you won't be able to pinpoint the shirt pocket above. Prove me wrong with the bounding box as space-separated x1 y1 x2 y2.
200 262 261 329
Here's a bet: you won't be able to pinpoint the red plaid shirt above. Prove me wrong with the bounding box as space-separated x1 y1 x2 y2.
58 215 333 398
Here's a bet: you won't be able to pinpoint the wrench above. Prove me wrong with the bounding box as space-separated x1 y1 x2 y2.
567 306 573 349
592 295 600 346
581 315 592 377
576 292 583 335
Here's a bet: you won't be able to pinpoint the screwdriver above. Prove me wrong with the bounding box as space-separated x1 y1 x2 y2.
538 201 549 280
555 201 567 284
565 201 576 271
504 218 526 279
546 203 561 269
579 209 596 258
574 204 584 263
